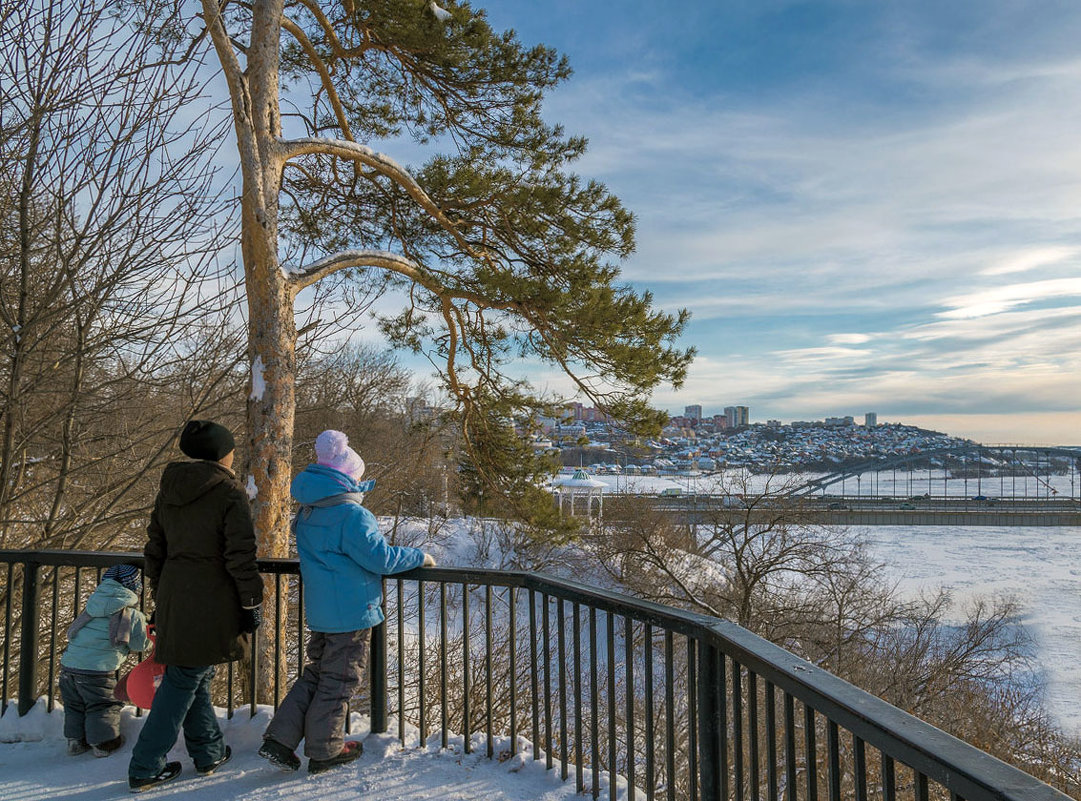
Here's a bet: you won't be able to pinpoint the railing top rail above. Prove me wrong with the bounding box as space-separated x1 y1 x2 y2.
0 549 301 574
0 550 1068 800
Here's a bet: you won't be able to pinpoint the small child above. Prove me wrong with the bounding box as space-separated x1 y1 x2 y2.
59 563 151 757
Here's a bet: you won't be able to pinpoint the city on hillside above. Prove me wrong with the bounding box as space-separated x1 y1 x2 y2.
532 404 1012 474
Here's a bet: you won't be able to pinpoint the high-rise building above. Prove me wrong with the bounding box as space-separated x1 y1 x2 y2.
865 412 878 427
684 404 702 421
724 405 749 428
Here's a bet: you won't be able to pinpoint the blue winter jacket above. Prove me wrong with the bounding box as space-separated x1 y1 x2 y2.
291 464 425 633
60 579 151 673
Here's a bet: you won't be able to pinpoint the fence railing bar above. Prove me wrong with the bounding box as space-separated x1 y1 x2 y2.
644 622 656 801
543 593 553 771
854 735 867 801
509 587 518 756
784 692 797 801
827 720 840 801
485 584 493 760
699 641 721 801
558 597 568 781
463 583 471 754
883 753 896 801
273 573 282 710
397 579 406 747
418 579 427 745
3 561 14 717
47 567 59 714
591 606 600 799
608 611 617 801
688 637 698 801
248 618 258 719
573 601 584 794
748 670 760 801
626 616 637 801
765 680 778 801
664 630 675 801
529 588 539 761
804 704 818 801
227 657 234 719
915 771 928 801
17 560 40 716
729 656 739 801
440 581 448 750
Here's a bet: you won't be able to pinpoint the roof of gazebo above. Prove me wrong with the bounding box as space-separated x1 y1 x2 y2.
551 468 607 489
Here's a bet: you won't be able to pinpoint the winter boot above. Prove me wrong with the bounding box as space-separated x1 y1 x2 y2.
196 745 231 775
307 740 363 775
128 761 182 793
67 738 90 756
258 738 300 772
92 735 124 757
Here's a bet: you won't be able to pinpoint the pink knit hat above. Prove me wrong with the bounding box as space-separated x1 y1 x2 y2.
315 430 365 480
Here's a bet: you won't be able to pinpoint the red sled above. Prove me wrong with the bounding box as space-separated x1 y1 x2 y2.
115 632 166 710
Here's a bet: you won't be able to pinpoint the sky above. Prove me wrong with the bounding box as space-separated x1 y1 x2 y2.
467 0 1081 445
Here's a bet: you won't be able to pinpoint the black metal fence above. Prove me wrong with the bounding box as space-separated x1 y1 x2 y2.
0 549 1070 801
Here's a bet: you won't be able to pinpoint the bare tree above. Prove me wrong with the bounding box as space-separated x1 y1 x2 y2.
0 0 242 551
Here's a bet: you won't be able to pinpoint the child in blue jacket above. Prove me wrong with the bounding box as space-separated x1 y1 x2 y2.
259 430 434 775
60 563 151 757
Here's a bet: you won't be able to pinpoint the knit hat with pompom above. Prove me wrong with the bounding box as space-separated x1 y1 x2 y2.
314 430 365 480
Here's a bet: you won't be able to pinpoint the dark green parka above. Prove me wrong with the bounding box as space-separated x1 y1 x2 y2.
144 460 263 666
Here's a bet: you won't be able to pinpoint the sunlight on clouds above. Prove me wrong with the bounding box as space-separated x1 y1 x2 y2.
938 278 1081 319
828 333 874 345
981 245 1080 276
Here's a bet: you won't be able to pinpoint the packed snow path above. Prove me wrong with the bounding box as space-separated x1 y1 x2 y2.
0 701 592 801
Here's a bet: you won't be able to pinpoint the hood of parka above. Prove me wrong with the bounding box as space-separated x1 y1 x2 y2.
157 460 237 507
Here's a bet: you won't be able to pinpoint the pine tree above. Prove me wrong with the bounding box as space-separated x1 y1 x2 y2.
192 0 694 552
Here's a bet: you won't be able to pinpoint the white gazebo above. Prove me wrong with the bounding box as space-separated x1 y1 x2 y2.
551 468 607 519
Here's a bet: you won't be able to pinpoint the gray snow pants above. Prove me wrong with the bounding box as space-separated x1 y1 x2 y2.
59 669 122 745
263 629 370 760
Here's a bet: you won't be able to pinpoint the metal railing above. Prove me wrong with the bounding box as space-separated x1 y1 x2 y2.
0 549 1070 801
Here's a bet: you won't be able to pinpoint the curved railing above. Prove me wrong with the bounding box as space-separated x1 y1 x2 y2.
0 549 1070 801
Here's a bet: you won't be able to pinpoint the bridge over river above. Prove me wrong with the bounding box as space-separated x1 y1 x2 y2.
645 493 1081 526
609 444 1081 525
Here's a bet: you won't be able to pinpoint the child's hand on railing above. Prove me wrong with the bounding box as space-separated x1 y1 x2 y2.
422 553 436 567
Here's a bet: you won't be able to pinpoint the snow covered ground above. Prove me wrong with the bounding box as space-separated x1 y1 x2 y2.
3 513 1079 799
0 701 596 801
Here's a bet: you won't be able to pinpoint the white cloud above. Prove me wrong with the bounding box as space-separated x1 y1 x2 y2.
938 278 1081 319
981 246 1080 276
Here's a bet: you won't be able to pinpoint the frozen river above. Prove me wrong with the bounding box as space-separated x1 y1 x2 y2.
862 524 1081 736
582 472 1081 735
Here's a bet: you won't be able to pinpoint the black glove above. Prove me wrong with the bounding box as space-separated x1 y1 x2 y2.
240 606 263 633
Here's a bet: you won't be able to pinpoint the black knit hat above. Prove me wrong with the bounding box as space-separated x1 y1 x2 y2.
179 420 235 461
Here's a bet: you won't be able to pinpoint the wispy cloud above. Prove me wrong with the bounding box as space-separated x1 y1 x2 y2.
528 6 1081 441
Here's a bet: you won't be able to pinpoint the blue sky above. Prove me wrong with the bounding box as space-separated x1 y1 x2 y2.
471 0 1081 444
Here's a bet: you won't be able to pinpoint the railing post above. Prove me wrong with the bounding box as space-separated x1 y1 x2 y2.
18 560 40 716
698 639 722 801
370 617 387 733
